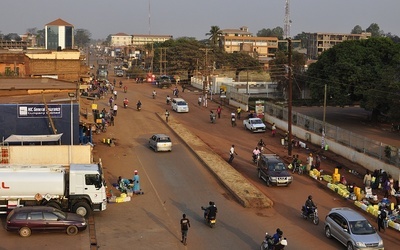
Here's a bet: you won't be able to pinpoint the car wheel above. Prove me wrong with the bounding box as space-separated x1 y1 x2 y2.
19 227 31 237
347 243 354 250
73 202 91 218
67 225 78 236
266 178 271 187
324 226 332 238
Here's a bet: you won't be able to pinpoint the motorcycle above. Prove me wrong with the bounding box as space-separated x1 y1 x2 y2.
231 116 236 127
210 113 216 123
152 91 156 99
292 163 303 175
301 206 319 225
123 100 129 109
260 233 288 250
201 206 216 228
123 86 127 93
252 153 260 164
137 104 141 111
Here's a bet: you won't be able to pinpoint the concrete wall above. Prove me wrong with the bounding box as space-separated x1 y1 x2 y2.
266 115 400 181
8 145 92 165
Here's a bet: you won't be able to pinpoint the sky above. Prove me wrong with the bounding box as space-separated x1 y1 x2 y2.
1 0 399 40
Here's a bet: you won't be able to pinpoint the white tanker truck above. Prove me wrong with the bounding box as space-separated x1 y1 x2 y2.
0 164 107 217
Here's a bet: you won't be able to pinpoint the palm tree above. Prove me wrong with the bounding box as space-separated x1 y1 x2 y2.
206 26 222 47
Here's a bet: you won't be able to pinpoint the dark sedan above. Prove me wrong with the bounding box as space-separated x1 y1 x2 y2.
6 206 87 237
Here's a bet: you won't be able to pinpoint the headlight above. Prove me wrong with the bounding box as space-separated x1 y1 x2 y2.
355 242 366 247
378 240 383 246
81 222 86 226
270 177 277 180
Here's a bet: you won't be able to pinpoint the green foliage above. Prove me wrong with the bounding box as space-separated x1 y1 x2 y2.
205 26 222 47
351 25 363 34
74 29 91 48
257 27 284 39
306 37 400 121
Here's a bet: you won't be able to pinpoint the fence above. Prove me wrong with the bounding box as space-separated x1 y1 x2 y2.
265 102 400 168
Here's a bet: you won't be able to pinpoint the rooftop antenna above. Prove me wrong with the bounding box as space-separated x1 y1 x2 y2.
284 0 292 39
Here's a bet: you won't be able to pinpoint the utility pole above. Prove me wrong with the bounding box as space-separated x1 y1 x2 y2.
287 38 293 156
199 47 211 97
159 47 167 76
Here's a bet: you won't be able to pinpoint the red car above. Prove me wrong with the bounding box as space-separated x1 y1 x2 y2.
6 206 87 237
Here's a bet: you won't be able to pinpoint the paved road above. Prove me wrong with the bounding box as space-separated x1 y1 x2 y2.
1 72 398 249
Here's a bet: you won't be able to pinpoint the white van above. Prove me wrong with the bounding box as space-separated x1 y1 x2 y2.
171 98 189 113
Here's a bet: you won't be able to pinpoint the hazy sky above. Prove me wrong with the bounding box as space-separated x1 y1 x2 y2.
1 0 399 40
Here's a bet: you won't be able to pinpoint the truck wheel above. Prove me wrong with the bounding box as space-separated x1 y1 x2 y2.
19 227 31 237
46 201 61 210
66 225 78 235
258 170 262 179
73 202 91 218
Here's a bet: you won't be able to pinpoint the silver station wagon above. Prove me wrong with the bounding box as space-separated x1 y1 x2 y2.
149 134 172 152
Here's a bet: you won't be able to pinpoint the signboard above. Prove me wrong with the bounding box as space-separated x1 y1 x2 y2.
18 104 62 118
255 100 265 118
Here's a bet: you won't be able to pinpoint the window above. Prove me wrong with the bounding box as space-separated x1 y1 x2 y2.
28 212 43 220
14 212 28 220
85 174 98 185
43 212 59 221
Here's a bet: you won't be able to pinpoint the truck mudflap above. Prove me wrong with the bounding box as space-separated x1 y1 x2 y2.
93 200 107 212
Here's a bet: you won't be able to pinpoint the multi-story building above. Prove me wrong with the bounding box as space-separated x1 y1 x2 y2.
306 32 371 59
45 18 74 50
219 26 279 58
131 34 172 47
111 33 132 47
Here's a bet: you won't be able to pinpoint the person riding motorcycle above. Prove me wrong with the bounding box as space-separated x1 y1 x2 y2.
203 201 218 220
252 147 261 163
136 100 142 110
123 98 129 108
210 111 216 123
272 228 283 245
119 81 123 88
258 139 266 148
123 85 128 93
305 195 316 216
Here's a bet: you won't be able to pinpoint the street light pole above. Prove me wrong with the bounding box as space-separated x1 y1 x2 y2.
322 84 327 149
68 92 75 164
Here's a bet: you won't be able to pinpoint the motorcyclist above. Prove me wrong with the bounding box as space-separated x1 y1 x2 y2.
210 111 216 123
305 195 316 216
123 85 127 93
204 201 218 220
123 98 129 108
136 100 142 110
119 80 123 88
166 95 171 105
272 228 283 245
252 147 261 163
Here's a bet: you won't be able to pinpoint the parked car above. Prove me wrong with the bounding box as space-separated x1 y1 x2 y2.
6 206 87 237
171 98 189 113
243 118 266 132
257 154 293 186
149 134 172 152
324 207 384 250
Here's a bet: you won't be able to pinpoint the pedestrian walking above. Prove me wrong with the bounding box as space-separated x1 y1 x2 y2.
271 123 277 136
306 153 313 173
363 170 372 188
180 214 191 245
113 90 118 100
217 106 222 118
377 206 387 232
113 104 118 116
132 170 141 194
109 96 114 108
110 115 115 126
198 96 202 106
237 107 242 120
228 144 238 163
165 110 170 123
231 113 236 127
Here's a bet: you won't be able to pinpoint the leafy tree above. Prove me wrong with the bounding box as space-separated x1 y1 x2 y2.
293 32 308 48
386 32 400 44
351 25 363 34
206 26 222 47
36 29 45 47
105 34 112 46
225 52 261 81
26 27 37 35
257 27 284 39
306 37 400 121
3 33 21 41
366 23 383 37
74 29 91 48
